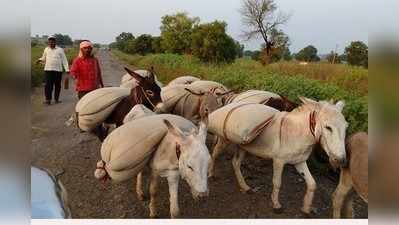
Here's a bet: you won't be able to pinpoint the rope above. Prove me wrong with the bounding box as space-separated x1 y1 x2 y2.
139 86 157 109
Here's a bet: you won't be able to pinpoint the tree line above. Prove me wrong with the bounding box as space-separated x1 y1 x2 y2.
110 12 244 63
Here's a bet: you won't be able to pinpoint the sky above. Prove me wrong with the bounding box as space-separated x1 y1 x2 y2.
30 0 398 54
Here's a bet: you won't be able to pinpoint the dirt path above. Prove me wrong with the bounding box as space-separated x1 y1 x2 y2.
31 49 367 219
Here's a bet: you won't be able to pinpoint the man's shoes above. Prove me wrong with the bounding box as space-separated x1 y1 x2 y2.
55 100 62 104
43 100 51 105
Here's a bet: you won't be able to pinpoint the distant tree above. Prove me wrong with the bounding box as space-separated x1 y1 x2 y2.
282 47 292 61
240 0 290 58
151 36 164 53
190 21 238 63
345 41 368 68
236 41 245 58
259 28 290 64
115 32 135 52
327 51 341 64
133 34 154 55
53 33 73 46
244 50 254 57
160 12 200 54
295 45 320 62
251 50 261 61
339 54 347 62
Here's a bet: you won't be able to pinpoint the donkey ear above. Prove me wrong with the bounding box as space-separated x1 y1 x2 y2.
148 67 155 82
197 121 208 143
299 96 317 105
163 119 184 138
176 143 181 160
125 67 145 84
335 100 345 112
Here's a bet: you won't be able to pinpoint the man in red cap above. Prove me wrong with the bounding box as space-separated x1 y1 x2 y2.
70 40 104 99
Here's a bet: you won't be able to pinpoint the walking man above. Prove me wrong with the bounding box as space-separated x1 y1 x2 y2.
70 40 104 99
65 40 104 127
36 37 70 105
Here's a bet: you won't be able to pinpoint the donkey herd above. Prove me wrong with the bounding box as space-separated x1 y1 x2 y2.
73 66 368 219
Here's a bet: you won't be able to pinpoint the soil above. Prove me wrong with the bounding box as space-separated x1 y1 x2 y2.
31 49 367 219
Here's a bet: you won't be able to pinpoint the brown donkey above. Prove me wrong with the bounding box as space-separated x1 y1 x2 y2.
93 67 162 141
332 132 368 218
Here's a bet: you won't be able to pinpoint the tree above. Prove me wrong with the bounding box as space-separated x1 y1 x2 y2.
115 32 135 52
190 21 238 63
251 50 261 61
327 51 341 64
133 34 154 55
151 36 164 53
259 28 290 64
160 12 199 54
53 33 73 46
239 0 290 58
345 41 368 68
236 41 245 58
295 45 320 62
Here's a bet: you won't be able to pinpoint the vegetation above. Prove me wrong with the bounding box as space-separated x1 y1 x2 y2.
345 41 368 68
295 45 320 62
111 12 242 63
52 33 73 46
112 50 368 134
160 12 199 54
191 21 239 63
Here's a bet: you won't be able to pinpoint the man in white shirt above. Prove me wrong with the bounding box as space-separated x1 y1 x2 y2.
36 37 70 105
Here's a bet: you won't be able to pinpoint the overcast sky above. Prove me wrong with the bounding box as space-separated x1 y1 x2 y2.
30 0 398 54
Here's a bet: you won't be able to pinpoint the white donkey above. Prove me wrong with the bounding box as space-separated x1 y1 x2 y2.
209 97 348 216
137 118 210 218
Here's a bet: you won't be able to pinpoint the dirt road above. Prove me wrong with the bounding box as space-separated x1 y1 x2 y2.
31 49 367 219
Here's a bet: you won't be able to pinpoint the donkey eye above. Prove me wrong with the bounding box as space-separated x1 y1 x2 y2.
325 126 333 132
145 90 154 96
188 165 194 171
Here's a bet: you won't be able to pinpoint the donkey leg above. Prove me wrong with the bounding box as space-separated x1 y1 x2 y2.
208 137 229 178
295 161 316 216
332 168 353 218
232 149 252 192
167 173 180 218
149 172 160 218
271 160 285 212
136 172 146 201
344 197 354 218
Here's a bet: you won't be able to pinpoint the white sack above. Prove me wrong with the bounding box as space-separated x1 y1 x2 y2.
76 87 130 131
99 114 196 182
231 90 280 104
168 76 201 86
123 104 155 124
208 102 278 144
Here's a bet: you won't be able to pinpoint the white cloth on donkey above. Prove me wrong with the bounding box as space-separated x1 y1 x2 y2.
76 87 130 131
94 114 196 183
208 102 279 144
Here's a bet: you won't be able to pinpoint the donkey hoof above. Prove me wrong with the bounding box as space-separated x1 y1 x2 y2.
137 194 147 202
273 207 284 214
242 188 255 195
149 214 159 219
